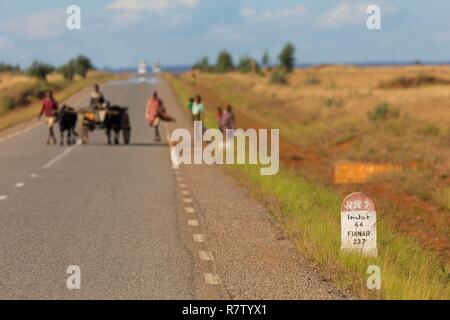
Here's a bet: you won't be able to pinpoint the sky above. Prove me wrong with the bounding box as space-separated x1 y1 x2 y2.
0 0 450 68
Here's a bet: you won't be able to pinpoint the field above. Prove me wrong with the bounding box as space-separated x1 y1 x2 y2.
165 65 450 299
0 71 123 132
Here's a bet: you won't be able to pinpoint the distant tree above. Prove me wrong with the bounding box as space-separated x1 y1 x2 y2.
27 60 54 80
278 42 296 73
59 60 77 80
0 62 21 73
193 56 210 72
58 55 94 80
73 55 94 78
238 56 260 74
262 50 270 68
215 50 234 73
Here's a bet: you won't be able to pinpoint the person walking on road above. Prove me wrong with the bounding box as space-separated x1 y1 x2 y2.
192 95 205 139
146 91 175 142
216 107 224 132
222 104 237 138
38 90 59 145
187 97 194 121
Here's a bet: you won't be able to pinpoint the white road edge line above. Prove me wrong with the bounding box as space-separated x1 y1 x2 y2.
14 182 25 188
41 140 81 170
204 273 221 285
188 219 199 226
199 251 214 261
185 207 195 214
193 234 205 242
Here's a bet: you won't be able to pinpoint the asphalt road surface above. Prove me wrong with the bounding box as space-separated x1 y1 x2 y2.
0 77 347 299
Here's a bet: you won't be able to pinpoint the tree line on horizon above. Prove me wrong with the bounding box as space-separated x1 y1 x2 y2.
193 42 296 85
0 55 95 81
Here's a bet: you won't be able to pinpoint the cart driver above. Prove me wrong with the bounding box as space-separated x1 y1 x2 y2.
90 83 107 123
90 83 105 109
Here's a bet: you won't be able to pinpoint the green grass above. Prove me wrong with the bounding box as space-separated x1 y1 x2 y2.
166 72 450 300
225 164 449 299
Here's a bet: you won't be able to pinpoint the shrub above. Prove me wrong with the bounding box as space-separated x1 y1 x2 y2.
379 74 450 89
368 103 400 122
324 97 344 108
304 75 321 85
59 61 76 80
262 50 270 68
27 61 54 80
418 124 441 137
193 56 210 72
238 56 260 73
0 62 21 73
215 50 234 73
73 55 94 78
58 55 94 79
269 68 289 85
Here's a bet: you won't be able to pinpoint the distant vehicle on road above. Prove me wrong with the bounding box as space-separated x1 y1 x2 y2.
152 61 161 75
137 60 148 77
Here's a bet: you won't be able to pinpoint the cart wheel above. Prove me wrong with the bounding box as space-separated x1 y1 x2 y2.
123 129 131 145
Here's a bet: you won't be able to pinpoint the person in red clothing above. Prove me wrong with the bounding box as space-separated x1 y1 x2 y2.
146 91 175 142
38 90 59 145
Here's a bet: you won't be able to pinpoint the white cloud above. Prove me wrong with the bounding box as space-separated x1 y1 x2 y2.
317 1 368 28
434 31 450 44
317 1 397 28
0 10 66 39
107 0 199 13
0 36 13 50
240 5 307 22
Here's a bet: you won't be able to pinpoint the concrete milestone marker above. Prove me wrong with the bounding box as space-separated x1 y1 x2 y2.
341 192 377 257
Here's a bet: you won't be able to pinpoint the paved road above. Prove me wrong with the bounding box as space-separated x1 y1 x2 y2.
0 77 346 300
0 79 207 299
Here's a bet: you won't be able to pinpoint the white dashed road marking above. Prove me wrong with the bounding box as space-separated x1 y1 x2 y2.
170 147 180 170
30 173 38 178
199 251 214 261
181 190 190 196
193 234 205 242
185 207 195 214
204 273 221 285
183 198 193 203
0 122 41 145
14 182 25 188
188 219 199 226
179 183 188 189
0 195 7 201
41 140 81 170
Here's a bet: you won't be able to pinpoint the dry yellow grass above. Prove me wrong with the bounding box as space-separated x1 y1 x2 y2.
0 70 123 132
168 65 450 262
0 73 37 91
